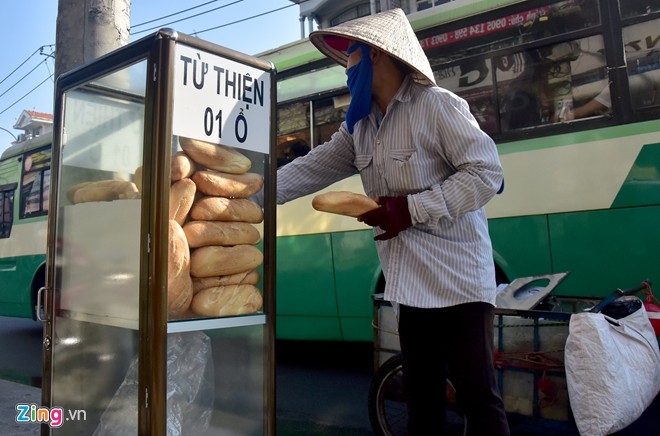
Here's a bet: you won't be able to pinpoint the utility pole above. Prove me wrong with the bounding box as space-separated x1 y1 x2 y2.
55 0 131 79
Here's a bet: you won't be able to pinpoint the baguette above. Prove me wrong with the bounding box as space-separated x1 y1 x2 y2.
169 178 196 225
192 270 260 294
179 136 251 174
70 180 140 204
312 191 379 217
190 196 263 223
183 220 261 248
134 166 143 191
168 220 193 317
192 170 263 198
171 151 196 181
191 284 263 317
190 245 264 277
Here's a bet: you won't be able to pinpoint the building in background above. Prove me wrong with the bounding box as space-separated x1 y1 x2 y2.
8 110 53 146
290 0 454 37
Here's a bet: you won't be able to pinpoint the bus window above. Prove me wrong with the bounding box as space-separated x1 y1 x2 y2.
434 59 498 135
497 50 551 130
425 0 605 133
0 186 15 238
276 138 310 167
313 95 347 146
623 18 660 110
620 0 660 19
278 101 310 142
565 35 609 119
277 101 311 166
20 147 51 218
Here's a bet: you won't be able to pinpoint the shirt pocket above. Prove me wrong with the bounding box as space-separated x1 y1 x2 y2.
389 148 416 165
386 148 420 192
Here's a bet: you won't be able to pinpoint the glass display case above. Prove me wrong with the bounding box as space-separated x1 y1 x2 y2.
41 29 275 435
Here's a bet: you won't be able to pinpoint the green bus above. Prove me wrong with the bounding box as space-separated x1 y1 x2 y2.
1 0 659 344
0 134 51 319
265 0 660 341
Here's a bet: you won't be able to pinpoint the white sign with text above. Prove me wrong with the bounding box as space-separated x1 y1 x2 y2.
173 44 271 153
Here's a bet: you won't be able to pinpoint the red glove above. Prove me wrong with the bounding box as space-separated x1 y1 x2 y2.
358 196 412 240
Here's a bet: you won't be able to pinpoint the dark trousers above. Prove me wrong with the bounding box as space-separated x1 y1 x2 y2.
398 302 510 436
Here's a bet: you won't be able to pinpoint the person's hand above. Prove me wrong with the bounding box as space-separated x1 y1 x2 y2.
358 196 412 240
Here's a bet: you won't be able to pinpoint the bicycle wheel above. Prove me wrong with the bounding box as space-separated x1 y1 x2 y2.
368 353 467 436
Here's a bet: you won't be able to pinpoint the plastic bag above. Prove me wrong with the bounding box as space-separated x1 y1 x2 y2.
93 331 214 435
564 303 660 436
601 296 642 319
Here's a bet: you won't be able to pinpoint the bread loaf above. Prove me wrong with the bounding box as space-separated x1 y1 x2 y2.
192 170 263 198
169 178 196 225
192 270 260 294
191 284 263 317
183 220 260 248
190 245 263 277
71 186 118 203
134 166 143 191
312 191 379 217
69 180 140 204
168 220 193 317
171 151 196 181
190 196 263 223
179 136 251 174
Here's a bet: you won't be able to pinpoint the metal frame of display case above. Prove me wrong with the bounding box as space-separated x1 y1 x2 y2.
42 29 276 435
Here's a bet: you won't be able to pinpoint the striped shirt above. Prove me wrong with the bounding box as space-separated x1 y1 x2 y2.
277 75 503 308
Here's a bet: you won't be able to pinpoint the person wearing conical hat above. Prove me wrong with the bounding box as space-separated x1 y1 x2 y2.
276 9 509 435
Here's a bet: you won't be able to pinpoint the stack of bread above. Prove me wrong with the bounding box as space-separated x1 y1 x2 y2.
168 137 265 319
64 137 265 320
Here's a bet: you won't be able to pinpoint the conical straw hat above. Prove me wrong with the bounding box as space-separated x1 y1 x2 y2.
309 8 436 86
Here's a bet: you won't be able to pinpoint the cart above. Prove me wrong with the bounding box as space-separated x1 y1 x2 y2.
369 275 655 436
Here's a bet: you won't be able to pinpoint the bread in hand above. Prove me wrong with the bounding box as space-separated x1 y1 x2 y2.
312 191 379 217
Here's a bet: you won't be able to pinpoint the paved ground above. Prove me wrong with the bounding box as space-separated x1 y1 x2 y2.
0 380 41 435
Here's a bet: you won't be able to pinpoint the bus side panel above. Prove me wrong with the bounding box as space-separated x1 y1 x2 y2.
0 254 45 318
488 214 553 283
275 233 342 341
611 143 660 209
332 230 380 342
548 205 660 296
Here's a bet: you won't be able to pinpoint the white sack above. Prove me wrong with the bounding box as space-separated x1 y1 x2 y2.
565 305 660 436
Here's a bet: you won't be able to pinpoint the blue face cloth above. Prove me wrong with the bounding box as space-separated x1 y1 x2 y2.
345 42 373 134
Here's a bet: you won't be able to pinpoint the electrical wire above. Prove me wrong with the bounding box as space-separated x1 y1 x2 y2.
132 0 226 28
0 57 50 99
0 73 53 117
2 0 306 117
194 3 296 35
0 47 42 87
132 0 244 35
